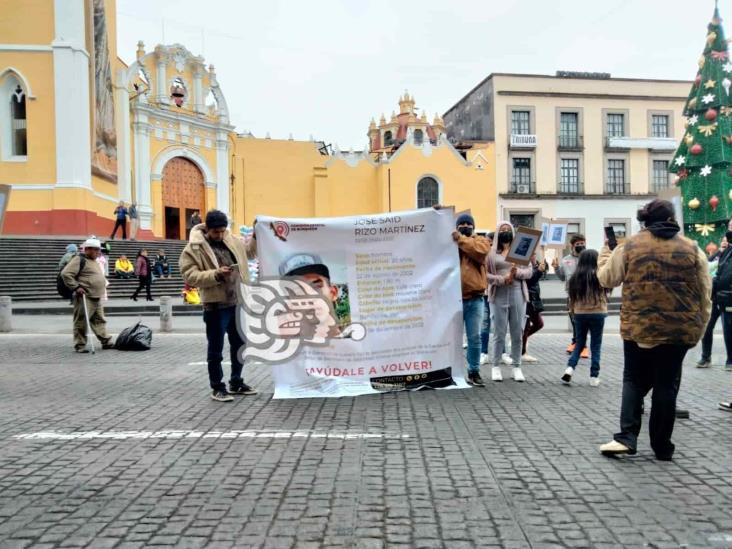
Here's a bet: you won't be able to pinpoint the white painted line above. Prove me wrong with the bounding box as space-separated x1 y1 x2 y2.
187 361 231 366
12 430 410 441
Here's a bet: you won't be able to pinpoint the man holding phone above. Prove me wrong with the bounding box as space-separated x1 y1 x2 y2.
180 210 258 402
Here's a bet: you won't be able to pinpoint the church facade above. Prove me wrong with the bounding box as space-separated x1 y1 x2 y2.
0 0 495 239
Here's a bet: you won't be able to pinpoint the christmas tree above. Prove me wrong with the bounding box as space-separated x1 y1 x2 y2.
670 2 732 248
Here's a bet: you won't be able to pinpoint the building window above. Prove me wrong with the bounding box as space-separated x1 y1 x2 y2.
606 159 627 194
384 130 393 146
509 214 535 229
609 222 627 239
559 112 579 148
607 113 625 138
511 111 530 135
10 85 27 156
417 177 439 208
651 114 669 138
169 77 187 108
652 159 670 191
511 158 531 193
559 158 580 193
413 129 423 145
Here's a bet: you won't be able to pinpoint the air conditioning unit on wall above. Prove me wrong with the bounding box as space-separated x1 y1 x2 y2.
516 184 531 194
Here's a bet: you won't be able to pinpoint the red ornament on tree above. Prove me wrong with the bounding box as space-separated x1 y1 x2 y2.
695 74 702 87
706 108 718 121
710 195 720 211
690 143 704 155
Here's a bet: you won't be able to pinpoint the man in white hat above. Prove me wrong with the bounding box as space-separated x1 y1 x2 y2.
61 237 114 353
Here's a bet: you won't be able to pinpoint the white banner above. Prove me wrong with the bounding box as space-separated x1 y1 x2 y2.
240 208 468 399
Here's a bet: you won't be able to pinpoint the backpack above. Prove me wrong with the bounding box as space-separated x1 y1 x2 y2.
114 322 153 351
57 256 86 300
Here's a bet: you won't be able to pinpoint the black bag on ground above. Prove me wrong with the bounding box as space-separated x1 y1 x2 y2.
114 322 153 351
56 256 86 300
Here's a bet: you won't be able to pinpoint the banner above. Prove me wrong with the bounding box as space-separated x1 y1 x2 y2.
240 208 468 399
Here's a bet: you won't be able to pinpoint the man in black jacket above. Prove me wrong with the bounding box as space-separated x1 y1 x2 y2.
711 229 732 371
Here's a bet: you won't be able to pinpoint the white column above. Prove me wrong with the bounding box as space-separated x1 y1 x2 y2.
114 68 131 201
193 65 205 114
215 130 230 217
132 110 152 229
52 0 91 189
155 47 168 104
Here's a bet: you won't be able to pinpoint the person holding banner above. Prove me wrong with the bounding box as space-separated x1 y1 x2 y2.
180 210 259 402
453 213 490 387
486 223 533 382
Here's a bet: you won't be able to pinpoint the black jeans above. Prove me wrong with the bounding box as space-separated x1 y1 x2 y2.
614 341 688 458
111 219 127 239
204 306 244 391
132 275 152 300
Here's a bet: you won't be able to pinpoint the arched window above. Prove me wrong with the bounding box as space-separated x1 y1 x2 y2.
413 129 423 145
417 176 439 209
10 85 26 156
1 74 28 159
383 130 393 146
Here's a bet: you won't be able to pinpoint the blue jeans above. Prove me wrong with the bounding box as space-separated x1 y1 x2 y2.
203 305 245 391
463 297 484 374
154 263 169 277
481 296 491 354
567 313 606 376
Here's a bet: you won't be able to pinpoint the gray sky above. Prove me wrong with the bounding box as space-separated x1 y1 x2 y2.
117 0 715 149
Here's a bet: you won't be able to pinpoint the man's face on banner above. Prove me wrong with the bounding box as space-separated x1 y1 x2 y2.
300 273 338 306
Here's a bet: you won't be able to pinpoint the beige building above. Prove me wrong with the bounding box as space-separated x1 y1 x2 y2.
444 72 690 252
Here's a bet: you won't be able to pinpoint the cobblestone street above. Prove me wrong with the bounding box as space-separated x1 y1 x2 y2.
0 332 731 548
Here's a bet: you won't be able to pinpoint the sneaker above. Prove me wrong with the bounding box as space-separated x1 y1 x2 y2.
211 390 234 402
521 354 538 363
600 440 635 456
229 383 258 396
101 340 115 350
512 367 525 382
561 367 573 385
675 408 690 419
566 343 576 354
725 364 732 372
580 347 590 359
74 347 90 354
467 372 485 387
696 358 711 368
480 353 489 365
718 401 732 412
491 366 503 382
589 377 600 387
501 353 513 365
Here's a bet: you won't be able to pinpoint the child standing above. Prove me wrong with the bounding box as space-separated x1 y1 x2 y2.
561 249 607 386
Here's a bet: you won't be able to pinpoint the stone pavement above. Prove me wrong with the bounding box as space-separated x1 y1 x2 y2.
0 332 731 549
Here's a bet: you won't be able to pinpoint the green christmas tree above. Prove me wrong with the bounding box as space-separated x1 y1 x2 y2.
670 2 732 249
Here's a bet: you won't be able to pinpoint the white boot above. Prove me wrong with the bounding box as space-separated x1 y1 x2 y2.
512 367 525 382
491 366 503 382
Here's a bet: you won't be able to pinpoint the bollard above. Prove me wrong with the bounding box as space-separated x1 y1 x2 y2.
0 296 11 333
159 295 173 333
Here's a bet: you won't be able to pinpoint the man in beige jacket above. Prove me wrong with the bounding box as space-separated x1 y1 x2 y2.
61 237 114 353
180 210 258 402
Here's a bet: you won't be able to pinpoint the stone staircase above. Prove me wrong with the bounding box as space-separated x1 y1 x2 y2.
0 237 188 302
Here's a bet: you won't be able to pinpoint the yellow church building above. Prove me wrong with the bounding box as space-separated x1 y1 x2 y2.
0 0 495 239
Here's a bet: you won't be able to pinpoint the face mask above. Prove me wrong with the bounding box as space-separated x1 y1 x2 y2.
726 231 732 243
574 245 585 254
498 232 513 246
458 226 473 237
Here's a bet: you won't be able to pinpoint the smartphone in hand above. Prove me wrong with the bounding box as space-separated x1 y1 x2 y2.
604 226 618 251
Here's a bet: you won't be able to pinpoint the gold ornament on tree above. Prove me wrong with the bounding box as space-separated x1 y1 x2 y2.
689 197 701 210
705 78 717 89
685 133 694 145
707 31 718 45
698 123 718 137
699 56 706 69
695 223 715 236
722 106 732 117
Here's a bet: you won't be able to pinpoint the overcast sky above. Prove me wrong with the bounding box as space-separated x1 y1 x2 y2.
117 0 716 149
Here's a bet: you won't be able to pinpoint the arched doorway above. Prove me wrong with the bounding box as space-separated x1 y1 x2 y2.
162 157 205 240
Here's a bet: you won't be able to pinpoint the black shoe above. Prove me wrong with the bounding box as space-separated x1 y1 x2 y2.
146 297 154 302
655 454 674 461
101 341 115 350
74 347 89 354
467 372 485 387
131 296 137 301
696 358 711 368
211 390 234 402
229 383 258 395
675 408 690 419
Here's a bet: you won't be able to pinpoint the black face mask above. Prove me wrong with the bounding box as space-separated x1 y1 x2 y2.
726 231 732 243
498 232 513 247
574 245 585 254
458 226 473 237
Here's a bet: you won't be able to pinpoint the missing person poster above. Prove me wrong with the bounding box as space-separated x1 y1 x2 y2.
240 208 468 399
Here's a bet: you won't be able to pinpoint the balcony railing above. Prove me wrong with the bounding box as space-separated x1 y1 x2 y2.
558 135 584 150
510 134 537 148
558 181 584 195
605 181 630 195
